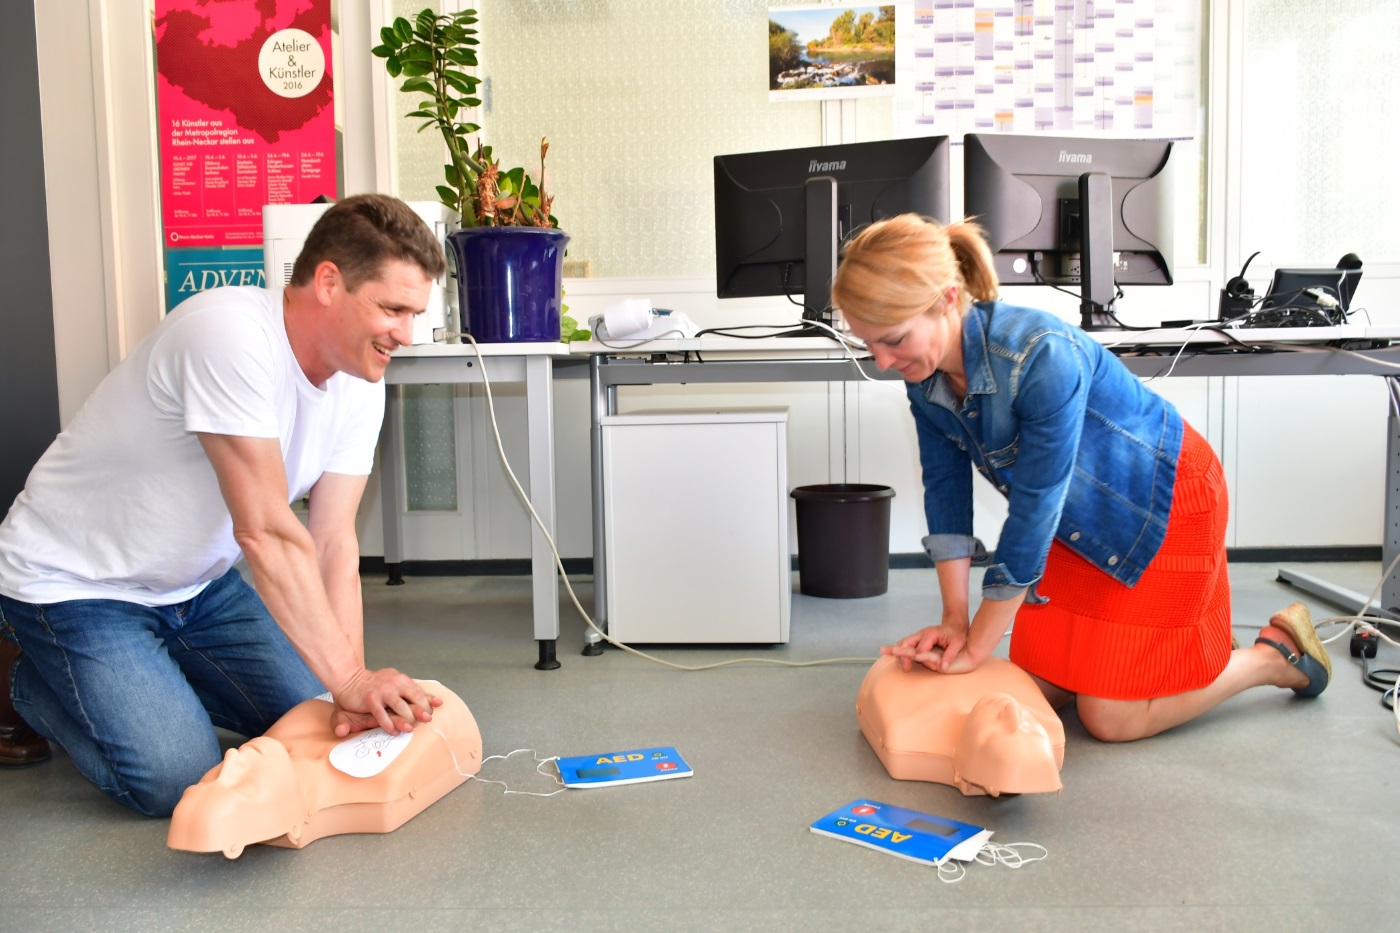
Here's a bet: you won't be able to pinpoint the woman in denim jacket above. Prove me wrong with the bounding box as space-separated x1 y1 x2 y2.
831 214 1331 741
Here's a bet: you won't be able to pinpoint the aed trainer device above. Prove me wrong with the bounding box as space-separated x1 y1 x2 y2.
556 746 693 789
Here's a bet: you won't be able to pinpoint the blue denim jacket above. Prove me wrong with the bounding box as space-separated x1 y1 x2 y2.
910 300 1184 600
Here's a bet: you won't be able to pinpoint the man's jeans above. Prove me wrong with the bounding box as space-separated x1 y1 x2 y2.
0 568 322 817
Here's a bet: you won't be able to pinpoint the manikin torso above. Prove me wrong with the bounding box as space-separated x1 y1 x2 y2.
167 680 481 858
857 656 1065 796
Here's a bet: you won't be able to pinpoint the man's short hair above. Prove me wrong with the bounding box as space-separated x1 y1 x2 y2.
289 194 447 291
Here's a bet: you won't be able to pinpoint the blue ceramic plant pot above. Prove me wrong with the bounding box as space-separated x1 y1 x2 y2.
446 227 570 343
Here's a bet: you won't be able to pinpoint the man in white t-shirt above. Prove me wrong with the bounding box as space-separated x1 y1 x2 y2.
0 194 449 816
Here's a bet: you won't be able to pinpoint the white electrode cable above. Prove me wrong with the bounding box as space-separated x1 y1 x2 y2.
936 841 1050 884
457 333 877 672
431 729 565 797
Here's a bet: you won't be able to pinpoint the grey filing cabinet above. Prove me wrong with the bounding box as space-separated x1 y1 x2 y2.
600 408 791 643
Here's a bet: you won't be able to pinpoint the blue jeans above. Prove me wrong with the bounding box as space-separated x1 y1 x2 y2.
0 568 323 817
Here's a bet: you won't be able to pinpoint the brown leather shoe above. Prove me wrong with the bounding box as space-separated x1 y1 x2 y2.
1 635 51 767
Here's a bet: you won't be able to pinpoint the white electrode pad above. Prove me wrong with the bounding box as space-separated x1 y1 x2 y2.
329 727 415 778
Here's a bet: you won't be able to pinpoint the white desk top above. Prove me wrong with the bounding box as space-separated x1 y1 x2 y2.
570 324 1400 359
570 335 855 359
385 324 1400 367
392 340 574 360
1094 323 1400 348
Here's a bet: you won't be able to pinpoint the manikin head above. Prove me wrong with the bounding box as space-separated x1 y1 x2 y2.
168 680 482 858
167 736 308 859
952 693 1063 797
856 655 1064 796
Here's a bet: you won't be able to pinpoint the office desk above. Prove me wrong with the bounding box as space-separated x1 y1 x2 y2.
580 324 1400 649
382 342 573 670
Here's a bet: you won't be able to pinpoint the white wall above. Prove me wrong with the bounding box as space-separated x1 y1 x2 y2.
32 2 109 424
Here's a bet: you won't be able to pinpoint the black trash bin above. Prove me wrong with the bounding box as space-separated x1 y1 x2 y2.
790 484 896 598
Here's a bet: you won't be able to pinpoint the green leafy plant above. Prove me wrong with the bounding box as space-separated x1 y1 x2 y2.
372 8 556 228
559 312 590 342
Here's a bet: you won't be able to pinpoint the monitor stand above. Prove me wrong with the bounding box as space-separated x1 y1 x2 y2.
793 174 840 337
1079 302 1119 333
1077 172 1119 332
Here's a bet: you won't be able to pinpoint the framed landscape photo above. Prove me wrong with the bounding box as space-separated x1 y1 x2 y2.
768 4 897 102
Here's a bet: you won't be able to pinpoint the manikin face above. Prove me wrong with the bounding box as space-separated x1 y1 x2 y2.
843 287 962 384
954 693 1062 797
315 258 433 384
166 736 305 856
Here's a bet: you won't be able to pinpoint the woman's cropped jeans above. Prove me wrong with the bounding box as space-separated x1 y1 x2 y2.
0 568 322 817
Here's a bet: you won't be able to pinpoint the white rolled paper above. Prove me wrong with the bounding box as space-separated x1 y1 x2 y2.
602 297 654 337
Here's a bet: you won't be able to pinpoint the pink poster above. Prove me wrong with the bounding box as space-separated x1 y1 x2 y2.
154 0 337 248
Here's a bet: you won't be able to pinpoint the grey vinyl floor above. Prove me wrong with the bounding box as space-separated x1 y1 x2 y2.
4 561 1399 932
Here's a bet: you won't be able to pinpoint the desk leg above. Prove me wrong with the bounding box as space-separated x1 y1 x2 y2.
526 356 562 669
584 354 607 656
1277 382 1400 622
380 384 407 586
1386 399 1400 615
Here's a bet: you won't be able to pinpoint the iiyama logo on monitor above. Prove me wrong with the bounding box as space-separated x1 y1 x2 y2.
1058 150 1092 164
808 159 847 173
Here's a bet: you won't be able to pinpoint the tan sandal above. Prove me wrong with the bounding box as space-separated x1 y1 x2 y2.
1256 602 1331 698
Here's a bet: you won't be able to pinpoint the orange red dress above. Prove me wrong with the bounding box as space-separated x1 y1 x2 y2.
1009 423 1233 700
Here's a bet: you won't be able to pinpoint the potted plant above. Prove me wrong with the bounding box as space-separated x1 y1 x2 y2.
373 8 569 342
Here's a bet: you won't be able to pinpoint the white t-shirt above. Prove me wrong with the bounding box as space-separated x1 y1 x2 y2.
0 286 385 606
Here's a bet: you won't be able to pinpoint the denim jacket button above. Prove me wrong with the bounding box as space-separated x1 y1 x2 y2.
1107 555 1119 566
1069 531 1081 542
968 410 978 418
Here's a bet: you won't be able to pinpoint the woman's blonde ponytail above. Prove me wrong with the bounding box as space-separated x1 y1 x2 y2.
945 221 999 304
833 214 999 327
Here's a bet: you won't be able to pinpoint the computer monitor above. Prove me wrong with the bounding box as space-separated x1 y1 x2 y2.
963 133 1175 330
714 137 951 327
1260 266 1363 321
